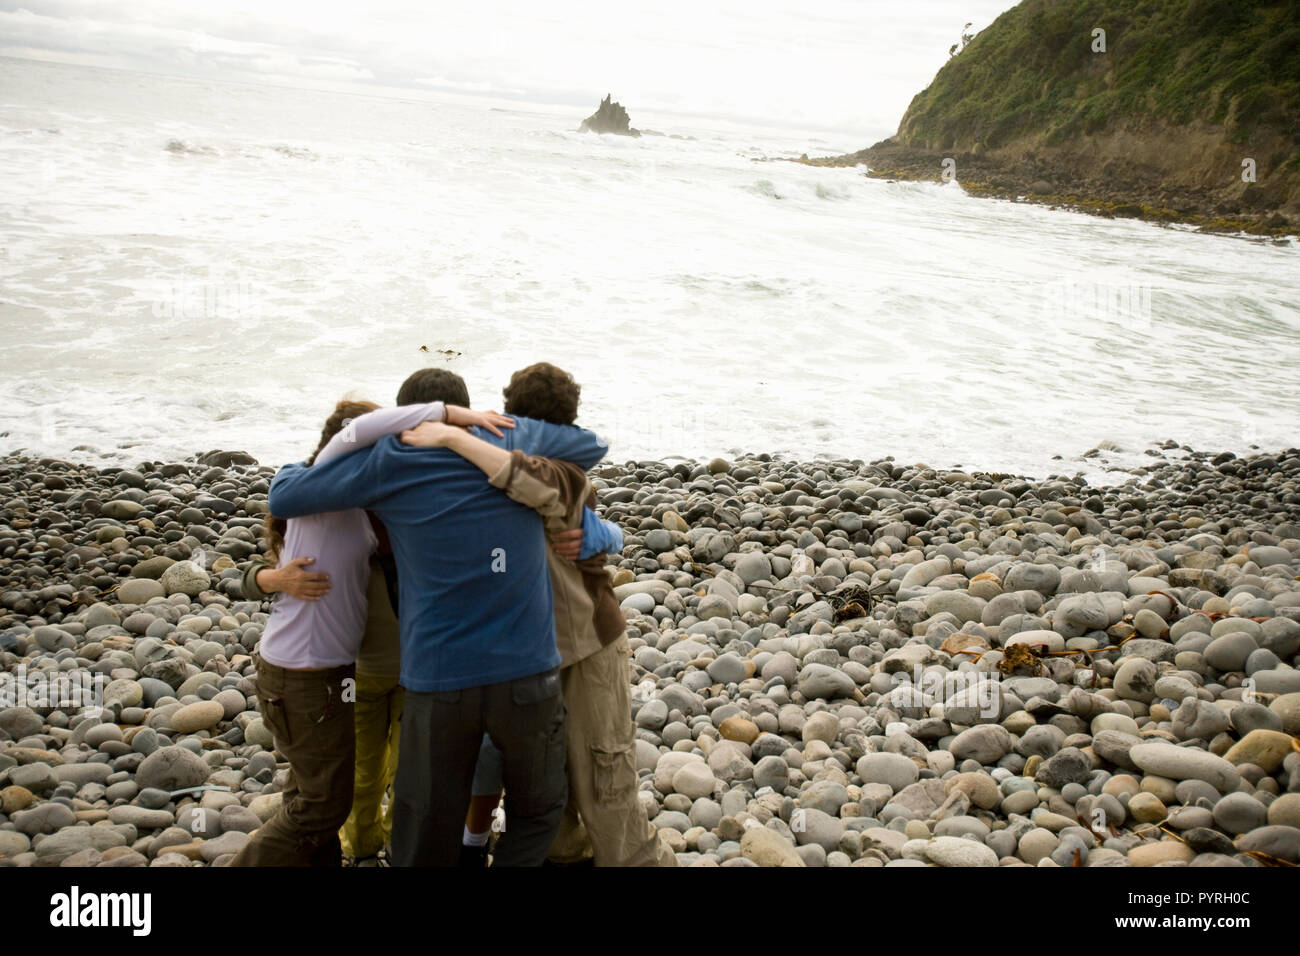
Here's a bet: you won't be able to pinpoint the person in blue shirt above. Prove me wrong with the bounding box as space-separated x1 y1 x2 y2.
267 368 610 867
396 369 621 560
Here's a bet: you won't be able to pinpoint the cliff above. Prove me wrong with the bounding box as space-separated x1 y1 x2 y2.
801 0 1300 235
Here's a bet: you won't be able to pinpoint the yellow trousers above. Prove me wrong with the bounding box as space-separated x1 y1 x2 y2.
339 672 404 860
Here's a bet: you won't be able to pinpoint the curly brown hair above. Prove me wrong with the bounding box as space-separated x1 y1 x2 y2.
263 398 380 560
501 362 580 425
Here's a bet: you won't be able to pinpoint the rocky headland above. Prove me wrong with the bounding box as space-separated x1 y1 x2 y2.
794 0 1300 238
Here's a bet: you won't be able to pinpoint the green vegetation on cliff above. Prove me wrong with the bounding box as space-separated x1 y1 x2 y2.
900 0 1299 162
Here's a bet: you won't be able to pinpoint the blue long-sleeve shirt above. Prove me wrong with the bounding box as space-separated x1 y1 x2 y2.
268 417 608 692
467 418 606 469
579 508 623 559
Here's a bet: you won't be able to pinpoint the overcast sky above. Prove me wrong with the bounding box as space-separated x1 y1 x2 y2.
0 0 1017 137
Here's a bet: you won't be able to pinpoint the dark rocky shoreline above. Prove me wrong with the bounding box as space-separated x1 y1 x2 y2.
787 139 1296 241
2 444 1299 866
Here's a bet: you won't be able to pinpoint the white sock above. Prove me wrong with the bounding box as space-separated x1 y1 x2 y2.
463 825 490 847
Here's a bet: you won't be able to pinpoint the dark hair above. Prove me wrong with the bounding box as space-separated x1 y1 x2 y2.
396 368 470 407
263 398 380 560
501 362 580 425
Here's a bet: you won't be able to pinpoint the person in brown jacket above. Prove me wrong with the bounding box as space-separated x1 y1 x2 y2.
401 362 676 867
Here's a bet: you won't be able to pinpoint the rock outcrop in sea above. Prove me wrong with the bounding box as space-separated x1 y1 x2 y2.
580 94 641 137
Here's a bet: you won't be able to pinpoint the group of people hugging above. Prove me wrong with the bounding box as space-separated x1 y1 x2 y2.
228 362 675 867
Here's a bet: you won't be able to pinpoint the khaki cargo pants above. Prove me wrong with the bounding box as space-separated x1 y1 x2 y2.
549 636 677 867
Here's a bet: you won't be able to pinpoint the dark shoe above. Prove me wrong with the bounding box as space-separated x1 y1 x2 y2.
460 842 488 868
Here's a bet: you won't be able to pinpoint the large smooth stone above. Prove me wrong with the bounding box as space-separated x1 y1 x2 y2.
1128 743 1240 793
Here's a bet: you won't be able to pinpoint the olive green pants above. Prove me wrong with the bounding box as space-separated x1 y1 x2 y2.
340 672 404 859
340 671 405 858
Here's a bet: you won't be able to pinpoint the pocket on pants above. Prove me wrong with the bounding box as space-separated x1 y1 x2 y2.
590 742 636 806
260 693 292 749
511 669 561 707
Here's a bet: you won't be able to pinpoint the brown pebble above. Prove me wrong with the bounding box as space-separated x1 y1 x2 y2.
156 842 205 860
719 716 760 745
6 748 65 767
0 785 37 814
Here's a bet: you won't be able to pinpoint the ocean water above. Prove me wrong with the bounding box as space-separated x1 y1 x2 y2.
2 57 1298 483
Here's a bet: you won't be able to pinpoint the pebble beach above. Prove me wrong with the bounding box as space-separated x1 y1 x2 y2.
2 444 1299 868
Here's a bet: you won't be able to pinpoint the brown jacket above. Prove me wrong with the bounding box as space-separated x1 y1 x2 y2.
489 450 624 668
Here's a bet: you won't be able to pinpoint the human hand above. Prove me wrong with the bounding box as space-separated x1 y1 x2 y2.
271 557 331 601
445 406 515 438
549 528 583 562
401 421 461 447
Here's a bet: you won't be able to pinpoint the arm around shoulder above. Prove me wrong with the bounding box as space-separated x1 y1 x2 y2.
267 452 379 518
514 419 609 470
488 451 589 533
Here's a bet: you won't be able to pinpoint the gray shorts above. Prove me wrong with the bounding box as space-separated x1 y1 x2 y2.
470 733 504 796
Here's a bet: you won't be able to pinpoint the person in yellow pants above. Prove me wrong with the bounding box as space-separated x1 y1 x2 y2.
345 673 402 858
341 543 403 861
